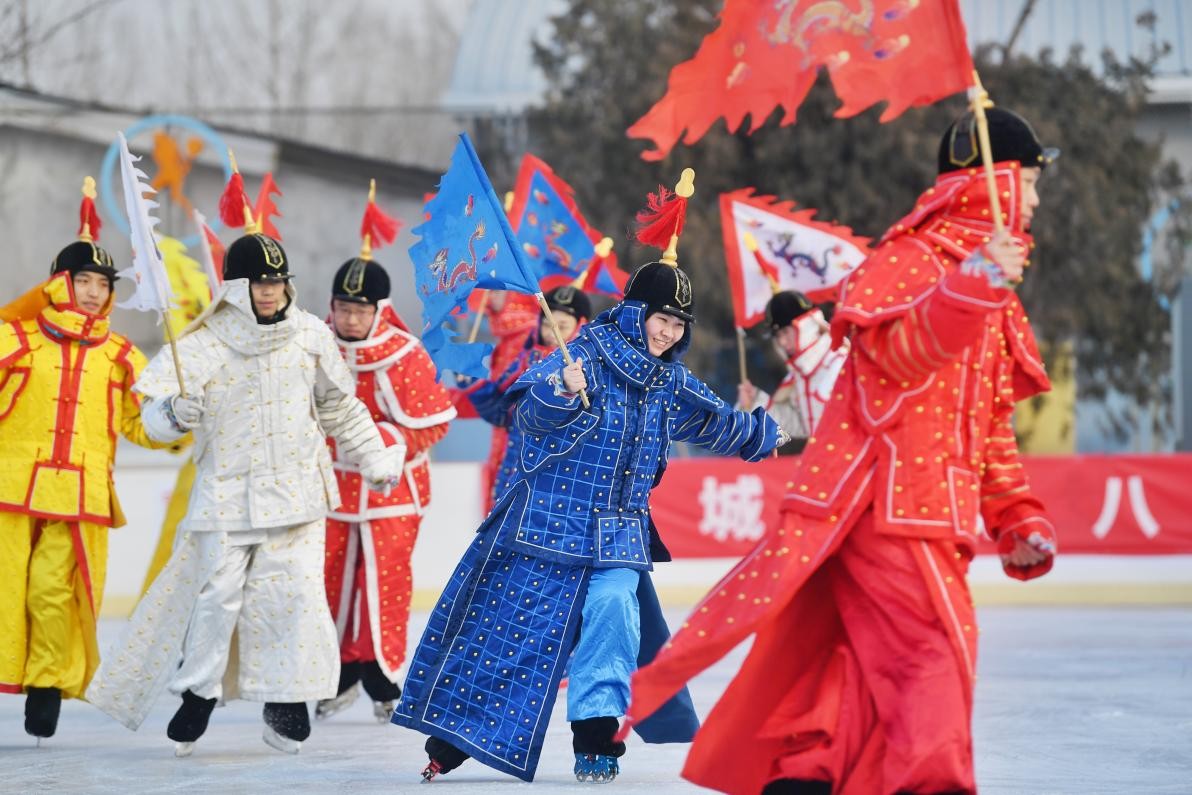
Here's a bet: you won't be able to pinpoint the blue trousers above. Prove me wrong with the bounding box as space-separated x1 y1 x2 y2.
567 567 641 721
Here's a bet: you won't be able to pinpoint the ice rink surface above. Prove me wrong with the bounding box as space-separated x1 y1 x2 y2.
2 607 1190 794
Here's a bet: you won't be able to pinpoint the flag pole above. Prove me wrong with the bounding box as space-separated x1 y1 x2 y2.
467 291 489 344
163 316 187 396
535 293 590 409
735 326 748 384
969 70 1006 235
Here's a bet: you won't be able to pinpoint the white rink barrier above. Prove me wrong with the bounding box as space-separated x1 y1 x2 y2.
102 444 1192 618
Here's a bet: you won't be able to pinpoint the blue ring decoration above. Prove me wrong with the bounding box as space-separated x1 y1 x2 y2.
99 114 233 250
1139 197 1182 312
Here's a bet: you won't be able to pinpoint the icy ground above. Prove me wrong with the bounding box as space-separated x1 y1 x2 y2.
2 607 1190 794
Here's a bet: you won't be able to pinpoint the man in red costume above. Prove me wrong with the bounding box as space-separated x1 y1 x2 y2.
318 249 456 723
620 108 1059 795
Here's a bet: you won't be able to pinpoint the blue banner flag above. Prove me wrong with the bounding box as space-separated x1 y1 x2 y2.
512 169 598 283
411 133 539 378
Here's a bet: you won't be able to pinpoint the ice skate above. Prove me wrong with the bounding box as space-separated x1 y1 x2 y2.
315 681 360 721
574 753 619 782
24 687 62 740
262 702 310 755
166 690 217 755
421 736 470 780
372 700 395 723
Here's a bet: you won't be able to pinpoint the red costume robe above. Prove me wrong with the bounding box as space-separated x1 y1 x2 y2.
324 301 455 681
621 162 1057 795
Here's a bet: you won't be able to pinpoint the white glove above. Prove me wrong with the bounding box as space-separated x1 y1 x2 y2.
361 447 403 494
776 426 792 447
168 395 204 431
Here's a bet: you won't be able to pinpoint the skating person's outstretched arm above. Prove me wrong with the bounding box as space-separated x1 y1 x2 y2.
668 375 783 461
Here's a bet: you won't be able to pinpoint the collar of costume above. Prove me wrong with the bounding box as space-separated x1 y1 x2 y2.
37 271 111 345
585 301 687 388
790 309 833 377
201 279 297 354
333 299 416 372
879 160 1033 260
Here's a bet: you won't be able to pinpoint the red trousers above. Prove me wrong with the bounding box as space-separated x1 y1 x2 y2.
324 516 420 677
686 509 977 795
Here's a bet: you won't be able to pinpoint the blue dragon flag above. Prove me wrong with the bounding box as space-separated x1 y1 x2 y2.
411 133 539 378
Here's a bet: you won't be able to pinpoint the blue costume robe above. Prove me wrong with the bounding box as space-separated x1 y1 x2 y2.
393 301 781 780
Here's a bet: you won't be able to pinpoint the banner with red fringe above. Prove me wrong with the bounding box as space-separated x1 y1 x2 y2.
720 187 870 327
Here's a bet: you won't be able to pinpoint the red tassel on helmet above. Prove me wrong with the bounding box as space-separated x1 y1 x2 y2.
78 177 102 242
218 171 252 229
634 185 687 251
361 202 401 250
254 173 283 240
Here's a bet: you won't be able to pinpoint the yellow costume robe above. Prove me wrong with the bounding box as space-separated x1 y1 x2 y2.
0 272 161 698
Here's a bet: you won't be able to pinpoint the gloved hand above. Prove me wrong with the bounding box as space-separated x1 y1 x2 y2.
776 426 793 447
361 448 403 495
168 395 204 431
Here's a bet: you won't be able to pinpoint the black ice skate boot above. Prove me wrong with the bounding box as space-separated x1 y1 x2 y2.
422 735 471 780
167 690 217 757
262 701 311 754
316 661 362 721
571 716 625 782
360 660 401 723
24 687 62 742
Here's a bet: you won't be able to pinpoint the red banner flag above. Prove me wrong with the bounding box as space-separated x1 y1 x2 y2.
629 0 975 161
720 188 870 327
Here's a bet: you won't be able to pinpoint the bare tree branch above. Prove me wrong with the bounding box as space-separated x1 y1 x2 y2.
1003 0 1038 60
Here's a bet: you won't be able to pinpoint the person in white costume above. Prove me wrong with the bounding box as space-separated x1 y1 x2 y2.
86 231 401 757
737 291 849 451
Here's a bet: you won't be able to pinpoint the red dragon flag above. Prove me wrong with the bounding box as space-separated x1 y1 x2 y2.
629 0 975 161
720 187 871 328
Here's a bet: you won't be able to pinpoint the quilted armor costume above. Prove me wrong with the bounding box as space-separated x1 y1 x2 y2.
324 300 455 684
0 271 162 700
393 298 782 781
88 277 399 729
622 161 1059 795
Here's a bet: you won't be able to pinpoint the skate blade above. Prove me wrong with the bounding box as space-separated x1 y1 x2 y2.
262 726 302 755
174 742 195 758
315 683 360 721
373 701 395 724
35 737 42 749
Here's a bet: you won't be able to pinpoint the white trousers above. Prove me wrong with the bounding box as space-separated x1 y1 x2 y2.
170 522 339 702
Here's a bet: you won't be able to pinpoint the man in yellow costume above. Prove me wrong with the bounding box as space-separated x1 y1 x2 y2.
0 178 162 740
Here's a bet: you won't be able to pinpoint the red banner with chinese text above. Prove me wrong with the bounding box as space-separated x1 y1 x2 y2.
651 455 1192 557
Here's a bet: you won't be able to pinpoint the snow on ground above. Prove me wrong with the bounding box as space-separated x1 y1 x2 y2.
2 607 1190 794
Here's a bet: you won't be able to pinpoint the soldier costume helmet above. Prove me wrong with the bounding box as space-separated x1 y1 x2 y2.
330 179 402 305
766 290 816 332
544 284 592 321
52 177 118 284
938 107 1059 175
627 167 698 324
217 152 290 283
223 233 290 283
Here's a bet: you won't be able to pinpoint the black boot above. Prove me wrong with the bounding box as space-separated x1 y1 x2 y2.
762 780 833 795
24 687 62 739
316 662 362 720
167 690 217 756
262 702 310 754
360 660 401 722
422 735 471 780
571 717 625 782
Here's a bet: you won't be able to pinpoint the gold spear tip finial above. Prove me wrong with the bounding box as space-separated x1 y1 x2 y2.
228 149 240 174
504 191 515 212
82 176 96 199
742 231 758 252
368 178 377 203
675 167 696 198
594 237 613 258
